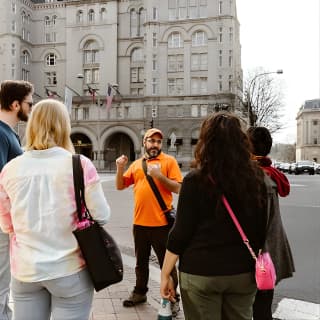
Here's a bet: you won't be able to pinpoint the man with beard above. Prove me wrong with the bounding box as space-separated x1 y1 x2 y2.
116 128 182 316
0 80 34 320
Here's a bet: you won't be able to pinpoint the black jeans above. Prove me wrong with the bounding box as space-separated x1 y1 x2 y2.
253 289 274 320
133 225 178 295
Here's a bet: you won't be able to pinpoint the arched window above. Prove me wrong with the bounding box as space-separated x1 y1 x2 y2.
138 8 146 36
88 9 95 23
130 9 138 37
100 8 107 21
168 32 183 48
44 16 50 27
45 53 56 66
76 10 83 23
22 50 30 65
192 31 207 46
21 11 26 24
82 40 100 85
130 48 144 95
131 48 143 62
52 15 57 25
83 40 99 64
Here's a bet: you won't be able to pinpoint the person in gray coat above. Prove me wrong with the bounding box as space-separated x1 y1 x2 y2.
248 126 295 320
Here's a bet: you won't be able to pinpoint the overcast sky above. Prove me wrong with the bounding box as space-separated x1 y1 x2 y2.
237 0 320 143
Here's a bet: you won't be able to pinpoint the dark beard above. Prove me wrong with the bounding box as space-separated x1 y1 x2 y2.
17 108 29 122
145 148 161 159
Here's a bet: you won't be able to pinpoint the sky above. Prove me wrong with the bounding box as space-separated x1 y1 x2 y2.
237 0 320 144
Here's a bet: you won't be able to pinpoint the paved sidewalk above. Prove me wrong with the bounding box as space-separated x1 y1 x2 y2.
90 263 185 320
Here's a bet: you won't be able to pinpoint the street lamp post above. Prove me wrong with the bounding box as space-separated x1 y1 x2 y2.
246 69 283 126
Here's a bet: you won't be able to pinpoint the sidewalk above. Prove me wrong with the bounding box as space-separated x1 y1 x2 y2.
90 261 185 320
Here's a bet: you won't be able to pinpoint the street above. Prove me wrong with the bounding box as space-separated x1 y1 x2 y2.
100 173 320 319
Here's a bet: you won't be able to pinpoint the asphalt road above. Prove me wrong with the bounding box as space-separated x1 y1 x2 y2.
101 172 320 308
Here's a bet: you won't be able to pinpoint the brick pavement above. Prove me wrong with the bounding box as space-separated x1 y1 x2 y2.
90 263 185 320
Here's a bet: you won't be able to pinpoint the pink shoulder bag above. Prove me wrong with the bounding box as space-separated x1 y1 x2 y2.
222 195 276 290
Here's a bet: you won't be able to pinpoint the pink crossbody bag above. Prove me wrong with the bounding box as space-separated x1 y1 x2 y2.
222 195 276 290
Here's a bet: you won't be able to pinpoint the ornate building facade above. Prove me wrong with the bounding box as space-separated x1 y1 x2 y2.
0 0 242 170
296 99 320 162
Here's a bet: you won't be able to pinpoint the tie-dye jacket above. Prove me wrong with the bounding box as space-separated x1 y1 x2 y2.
0 147 110 282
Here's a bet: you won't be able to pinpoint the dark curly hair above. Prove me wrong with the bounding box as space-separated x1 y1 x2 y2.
193 111 266 209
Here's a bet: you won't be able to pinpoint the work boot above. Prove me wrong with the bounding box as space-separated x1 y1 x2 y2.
123 291 147 307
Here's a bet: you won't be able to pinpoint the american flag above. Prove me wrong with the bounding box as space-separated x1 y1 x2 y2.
87 85 96 103
106 85 113 111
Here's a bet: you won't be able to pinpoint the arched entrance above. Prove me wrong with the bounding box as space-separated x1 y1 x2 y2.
71 133 93 159
104 132 135 170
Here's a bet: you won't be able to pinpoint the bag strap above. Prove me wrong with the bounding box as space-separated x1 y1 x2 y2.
72 154 91 222
208 176 257 260
222 196 257 260
142 159 168 212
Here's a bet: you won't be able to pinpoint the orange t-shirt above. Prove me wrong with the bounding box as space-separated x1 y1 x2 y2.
123 152 183 226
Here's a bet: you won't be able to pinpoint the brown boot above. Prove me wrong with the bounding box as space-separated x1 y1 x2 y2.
123 291 147 307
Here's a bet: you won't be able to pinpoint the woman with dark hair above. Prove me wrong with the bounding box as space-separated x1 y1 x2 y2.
247 126 294 320
160 112 269 320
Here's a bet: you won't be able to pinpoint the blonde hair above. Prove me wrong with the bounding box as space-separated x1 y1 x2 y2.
25 99 75 152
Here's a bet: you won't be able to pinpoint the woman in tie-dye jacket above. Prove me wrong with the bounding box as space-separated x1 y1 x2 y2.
0 99 110 320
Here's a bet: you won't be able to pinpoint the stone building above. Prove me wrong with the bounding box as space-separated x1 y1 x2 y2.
296 99 320 162
0 0 242 170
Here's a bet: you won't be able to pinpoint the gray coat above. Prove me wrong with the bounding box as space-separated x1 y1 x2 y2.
264 175 295 284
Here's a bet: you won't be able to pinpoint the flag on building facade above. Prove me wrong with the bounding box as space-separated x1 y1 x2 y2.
87 85 96 103
45 87 57 98
64 86 73 115
106 85 113 111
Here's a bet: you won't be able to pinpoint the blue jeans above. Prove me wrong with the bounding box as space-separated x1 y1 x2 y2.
0 230 11 320
11 269 94 320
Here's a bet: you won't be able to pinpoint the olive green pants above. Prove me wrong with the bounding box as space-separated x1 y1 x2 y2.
179 271 257 320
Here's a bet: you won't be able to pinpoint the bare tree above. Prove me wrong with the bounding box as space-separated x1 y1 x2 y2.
243 68 285 133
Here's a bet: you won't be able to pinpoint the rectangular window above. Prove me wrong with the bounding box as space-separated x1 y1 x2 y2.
11 21 16 32
152 7 158 20
168 78 184 95
152 33 157 47
152 78 158 95
200 0 207 17
152 54 157 71
45 72 57 85
229 50 233 67
229 27 233 41
168 0 176 20
189 0 197 18
200 104 208 117
219 50 222 67
191 53 208 71
191 77 207 94
168 55 184 72
228 75 233 91
219 1 223 14
178 0 187 19
12 64 15 78
83 107 89 120
11 44 16 56
191 104 199 117
219 27 223 42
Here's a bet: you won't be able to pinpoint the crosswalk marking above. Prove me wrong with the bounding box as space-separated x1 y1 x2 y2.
273 298 320 320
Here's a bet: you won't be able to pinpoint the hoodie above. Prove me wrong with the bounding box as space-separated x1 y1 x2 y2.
253 156 290 197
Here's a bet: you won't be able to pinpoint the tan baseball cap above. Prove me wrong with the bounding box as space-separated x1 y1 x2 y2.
144 128 163 141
